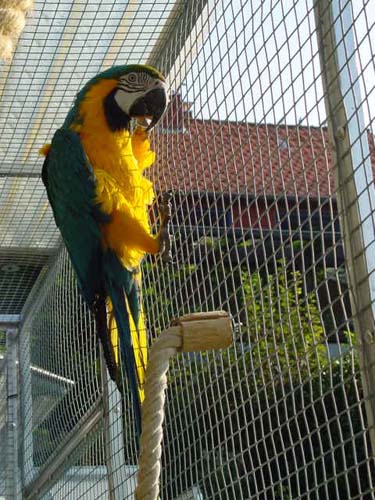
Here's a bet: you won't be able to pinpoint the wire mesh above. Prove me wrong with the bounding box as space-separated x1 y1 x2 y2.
0 0 181 320
19 248 141 498
149 0 375 497
20 248 102 486
4 0 375 498
38 423 110 500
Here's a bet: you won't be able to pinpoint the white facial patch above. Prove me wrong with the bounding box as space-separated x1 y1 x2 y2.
114 88 141 114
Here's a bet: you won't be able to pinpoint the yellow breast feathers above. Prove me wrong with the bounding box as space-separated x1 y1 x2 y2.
73 80 159 269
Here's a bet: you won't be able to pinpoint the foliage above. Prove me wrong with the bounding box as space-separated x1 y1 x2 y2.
159 264 372 499
142 259 199 335
163 347 371 499
241 266 327 385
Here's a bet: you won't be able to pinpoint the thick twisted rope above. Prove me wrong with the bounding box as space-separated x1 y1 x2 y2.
135 311 233 500
135 329 181 500
0 0 33 62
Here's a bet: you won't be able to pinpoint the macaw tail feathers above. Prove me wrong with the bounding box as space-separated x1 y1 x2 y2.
107 291 147 403
127 269 148 402
96 250 147 434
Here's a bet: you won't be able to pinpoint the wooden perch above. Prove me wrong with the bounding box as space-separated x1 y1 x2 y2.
171 311 233 352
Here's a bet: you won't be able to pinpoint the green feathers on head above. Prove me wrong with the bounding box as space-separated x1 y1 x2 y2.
77 64 165 103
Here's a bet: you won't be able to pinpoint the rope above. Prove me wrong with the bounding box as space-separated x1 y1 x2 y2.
135 311 233 500
135 328 181 500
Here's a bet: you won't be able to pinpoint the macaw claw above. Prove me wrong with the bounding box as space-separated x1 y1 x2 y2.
159 192 173 263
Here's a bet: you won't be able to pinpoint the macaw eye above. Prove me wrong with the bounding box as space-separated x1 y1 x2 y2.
128 74 137 83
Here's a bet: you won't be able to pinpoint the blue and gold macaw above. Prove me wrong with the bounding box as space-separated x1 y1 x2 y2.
41 65 170 432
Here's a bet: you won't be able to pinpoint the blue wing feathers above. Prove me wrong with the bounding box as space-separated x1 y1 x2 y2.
43 129 104 305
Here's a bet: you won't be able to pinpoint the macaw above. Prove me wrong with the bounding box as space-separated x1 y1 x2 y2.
40 65 170 433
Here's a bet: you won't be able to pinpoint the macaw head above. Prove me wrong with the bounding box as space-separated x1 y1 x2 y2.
71 64 169 132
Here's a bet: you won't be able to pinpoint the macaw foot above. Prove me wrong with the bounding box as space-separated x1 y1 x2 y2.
158 192 173 263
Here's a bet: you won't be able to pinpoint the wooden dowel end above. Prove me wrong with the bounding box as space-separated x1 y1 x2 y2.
171 311 233 352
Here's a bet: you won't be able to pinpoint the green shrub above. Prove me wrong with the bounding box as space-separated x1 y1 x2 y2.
160 267 373 499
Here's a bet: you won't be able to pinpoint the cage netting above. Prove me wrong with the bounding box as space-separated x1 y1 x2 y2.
0 0 375 499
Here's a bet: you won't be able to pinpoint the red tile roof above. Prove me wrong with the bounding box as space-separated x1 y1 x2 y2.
152 95 375 198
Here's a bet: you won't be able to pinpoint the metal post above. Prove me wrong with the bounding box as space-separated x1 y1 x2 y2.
19 322 34 489
100 348 129 500
314 0 375 450
6 328 21 500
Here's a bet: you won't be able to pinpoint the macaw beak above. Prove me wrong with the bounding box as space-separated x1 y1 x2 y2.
129 87 168 131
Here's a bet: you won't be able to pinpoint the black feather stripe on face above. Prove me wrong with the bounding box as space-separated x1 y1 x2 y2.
117 84 141 93
119 71 152 91
103 88 131 131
